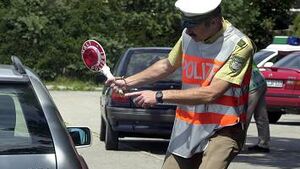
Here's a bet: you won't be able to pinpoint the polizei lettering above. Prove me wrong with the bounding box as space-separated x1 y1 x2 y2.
183 60 214 81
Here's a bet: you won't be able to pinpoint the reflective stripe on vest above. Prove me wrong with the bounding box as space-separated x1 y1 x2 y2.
177 24 249 126
167 24 250 158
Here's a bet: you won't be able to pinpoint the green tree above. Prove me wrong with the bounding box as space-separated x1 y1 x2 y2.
0 0 71 79
293 14 300 36
110 0 181 47
0 0 297 81
222 0 296 49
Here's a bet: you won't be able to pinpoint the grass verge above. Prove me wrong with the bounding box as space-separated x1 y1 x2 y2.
45 76 103 91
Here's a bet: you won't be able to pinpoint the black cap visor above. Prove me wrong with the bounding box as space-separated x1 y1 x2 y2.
181 14 208 28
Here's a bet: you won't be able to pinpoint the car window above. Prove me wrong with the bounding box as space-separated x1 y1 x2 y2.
125 50 181 81
253 51 276 64
274 53 300 69
0 83 54 155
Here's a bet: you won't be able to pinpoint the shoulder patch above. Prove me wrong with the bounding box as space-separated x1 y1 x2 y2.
229 55 246 73
237 39 247 48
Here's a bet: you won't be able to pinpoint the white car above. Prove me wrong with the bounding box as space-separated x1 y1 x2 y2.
253 48 278 67
254 43 300 68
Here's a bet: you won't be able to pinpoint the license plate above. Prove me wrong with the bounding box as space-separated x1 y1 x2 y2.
266 80 283 88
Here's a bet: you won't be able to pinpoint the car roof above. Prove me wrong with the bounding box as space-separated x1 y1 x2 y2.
0 64 22 77
259 48 278 52
0 64 29 82
266 44 300 52
0 56 40 83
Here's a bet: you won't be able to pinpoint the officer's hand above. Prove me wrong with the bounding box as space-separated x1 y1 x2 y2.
125 90 156 108
105 77 127 95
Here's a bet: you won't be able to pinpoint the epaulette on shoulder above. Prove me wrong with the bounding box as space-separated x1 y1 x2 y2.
237 39 247 48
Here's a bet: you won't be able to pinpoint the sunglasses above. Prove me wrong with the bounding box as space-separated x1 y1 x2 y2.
181 14 208 28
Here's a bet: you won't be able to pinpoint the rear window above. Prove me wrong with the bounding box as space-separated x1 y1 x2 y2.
274 53 300 69
0 83 54 155
124 50 181 81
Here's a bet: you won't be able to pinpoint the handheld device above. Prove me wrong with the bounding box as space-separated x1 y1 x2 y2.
81 40 124 94
81 40 114 79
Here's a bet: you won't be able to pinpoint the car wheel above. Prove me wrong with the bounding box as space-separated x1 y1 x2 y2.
100 117 106 141
268 111 282 124
105 123 119 150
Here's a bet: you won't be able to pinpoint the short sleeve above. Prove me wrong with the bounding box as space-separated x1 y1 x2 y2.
168 37 183 69
215 37 254 85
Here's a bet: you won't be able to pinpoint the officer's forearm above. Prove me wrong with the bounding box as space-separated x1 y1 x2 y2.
162 88 216 105
162 78 231 105
125 58 176 88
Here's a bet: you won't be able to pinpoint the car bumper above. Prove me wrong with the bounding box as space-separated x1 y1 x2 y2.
105 106 175 136
266 94 300 114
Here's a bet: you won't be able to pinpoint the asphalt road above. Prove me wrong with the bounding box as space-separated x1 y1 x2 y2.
50 91 300 169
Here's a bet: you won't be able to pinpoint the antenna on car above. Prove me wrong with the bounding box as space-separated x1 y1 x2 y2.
11 56 26 74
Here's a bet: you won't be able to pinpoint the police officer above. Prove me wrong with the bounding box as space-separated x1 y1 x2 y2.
246 64 271 152
106 0 254 168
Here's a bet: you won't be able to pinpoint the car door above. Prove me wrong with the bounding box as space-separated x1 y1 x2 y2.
0 84 56 169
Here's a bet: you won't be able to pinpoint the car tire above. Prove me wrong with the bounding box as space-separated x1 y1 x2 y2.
105 123 119 150
268 111 282 124
100 117 106 141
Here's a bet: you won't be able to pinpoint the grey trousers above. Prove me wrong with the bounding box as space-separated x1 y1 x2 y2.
245 84 270 148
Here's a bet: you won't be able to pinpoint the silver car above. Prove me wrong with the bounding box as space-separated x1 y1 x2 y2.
0 56 91 169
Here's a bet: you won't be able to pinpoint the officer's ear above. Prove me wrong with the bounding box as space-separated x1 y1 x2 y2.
204 18 214 28
210 18 217 26
209 17 221 28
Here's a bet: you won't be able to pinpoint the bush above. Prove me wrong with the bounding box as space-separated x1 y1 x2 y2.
0 0 297 81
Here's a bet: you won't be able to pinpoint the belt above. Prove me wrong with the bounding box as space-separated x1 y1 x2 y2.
215 123 245 136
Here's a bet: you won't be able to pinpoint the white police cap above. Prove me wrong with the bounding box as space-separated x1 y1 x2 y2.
175 0 222 17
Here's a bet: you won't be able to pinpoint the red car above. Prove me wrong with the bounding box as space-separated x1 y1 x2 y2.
261 52 300 123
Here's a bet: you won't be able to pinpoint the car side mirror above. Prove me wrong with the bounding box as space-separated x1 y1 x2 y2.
67 127 92 148
264 62 274 67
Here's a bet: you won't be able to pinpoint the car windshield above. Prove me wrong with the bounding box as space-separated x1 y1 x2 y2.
0 83 54 155
253 50 276 65
125 50 181 81
273 52 300 69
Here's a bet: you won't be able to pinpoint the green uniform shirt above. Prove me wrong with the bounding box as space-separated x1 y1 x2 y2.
249 63 266 91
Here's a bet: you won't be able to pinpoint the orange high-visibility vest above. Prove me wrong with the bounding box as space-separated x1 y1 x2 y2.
167 24 251 158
